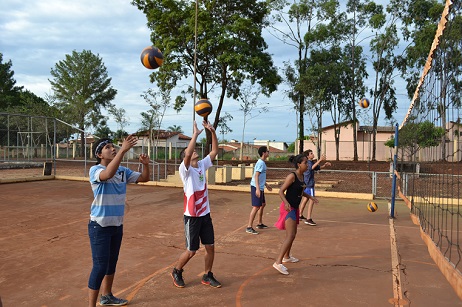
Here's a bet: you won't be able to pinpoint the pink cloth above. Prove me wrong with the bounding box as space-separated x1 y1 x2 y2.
274 201 299 230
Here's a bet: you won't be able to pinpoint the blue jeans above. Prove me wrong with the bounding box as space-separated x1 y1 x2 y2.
88 220 123 290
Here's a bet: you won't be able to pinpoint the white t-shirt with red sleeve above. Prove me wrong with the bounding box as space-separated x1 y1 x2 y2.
179 155 213 217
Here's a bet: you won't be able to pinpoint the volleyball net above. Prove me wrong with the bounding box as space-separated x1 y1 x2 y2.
396 0 461 293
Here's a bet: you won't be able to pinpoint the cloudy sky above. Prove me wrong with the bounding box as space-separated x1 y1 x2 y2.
0 0 410 143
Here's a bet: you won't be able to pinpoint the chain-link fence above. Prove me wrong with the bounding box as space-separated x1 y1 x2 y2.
1 112 403 198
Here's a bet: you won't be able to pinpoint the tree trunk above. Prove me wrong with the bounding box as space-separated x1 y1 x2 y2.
317 109 322 158
351 9 358 161
372 115 378 161
298 95 305 154
335 133 340 161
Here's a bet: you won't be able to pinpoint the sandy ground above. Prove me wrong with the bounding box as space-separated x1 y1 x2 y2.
0 179 461 306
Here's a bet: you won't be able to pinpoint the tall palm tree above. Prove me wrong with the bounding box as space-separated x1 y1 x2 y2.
167 125 183 133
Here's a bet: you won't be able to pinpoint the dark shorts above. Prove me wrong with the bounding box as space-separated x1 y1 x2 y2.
184 213 214 251
251 185 265 207
304 187 315 197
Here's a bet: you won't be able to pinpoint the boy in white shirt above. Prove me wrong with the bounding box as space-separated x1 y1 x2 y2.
171 120 221 288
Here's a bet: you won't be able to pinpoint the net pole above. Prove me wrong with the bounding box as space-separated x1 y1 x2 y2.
192 0 198 126
53 118 57 175
390 123 398 218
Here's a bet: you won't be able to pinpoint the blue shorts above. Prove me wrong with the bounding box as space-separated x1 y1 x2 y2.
285 209 297 221
251 185 265 207
304 187 315 197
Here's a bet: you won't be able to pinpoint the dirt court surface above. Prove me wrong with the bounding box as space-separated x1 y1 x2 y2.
0 179 461 307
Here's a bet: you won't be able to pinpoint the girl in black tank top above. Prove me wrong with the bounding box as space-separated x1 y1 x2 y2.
273 154 318 275
285 171 306 210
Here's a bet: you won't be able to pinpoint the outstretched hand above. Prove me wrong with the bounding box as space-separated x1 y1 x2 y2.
139 153 150 165
121 134 138 153
193 121 204 136
202 120 215 133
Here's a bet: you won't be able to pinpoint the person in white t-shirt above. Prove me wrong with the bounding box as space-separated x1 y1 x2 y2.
171 120 221 288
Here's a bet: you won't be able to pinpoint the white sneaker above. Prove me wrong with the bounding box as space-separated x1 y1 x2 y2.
282 256 299 263
273 262 289 275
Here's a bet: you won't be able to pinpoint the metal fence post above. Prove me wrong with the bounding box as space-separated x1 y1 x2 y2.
372 172 376 196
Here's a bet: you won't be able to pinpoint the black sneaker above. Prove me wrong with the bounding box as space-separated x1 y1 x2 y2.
299 215 307 220
304 219 317 226
256 223 268 229
246 227 259 234
171 268 185 288
201 271 222 288
100 293 128 306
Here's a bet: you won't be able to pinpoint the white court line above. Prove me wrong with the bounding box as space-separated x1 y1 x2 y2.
317 219 416 229
389 217 406 306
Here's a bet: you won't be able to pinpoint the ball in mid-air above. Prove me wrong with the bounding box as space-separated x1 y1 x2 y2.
140 46 163 69
359 98 370 108
194 99 213 117
367 202 378 212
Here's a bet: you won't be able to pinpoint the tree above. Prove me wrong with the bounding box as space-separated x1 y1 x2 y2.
289 1 369 159
139 109 156 157
237 84 268 160
385 120 445 161
389 0 445 98
49 50 117 156
139 88 173 158
299 45 362 160
132 0 281 153
344 0 385 161
108 105 129 140
94 118 114 139
0 54 59 117
287 142 295 153
167 125 183 133
199 137 207 145
363 1 406 161
217 112 233 143
268 0 337 154
391 0 461 161
0 53 24 110
9 90 59 117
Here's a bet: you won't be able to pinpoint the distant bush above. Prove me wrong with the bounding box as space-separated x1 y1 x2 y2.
270 154 291 161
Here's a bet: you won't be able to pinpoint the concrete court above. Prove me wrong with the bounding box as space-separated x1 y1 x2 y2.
0 179 461 307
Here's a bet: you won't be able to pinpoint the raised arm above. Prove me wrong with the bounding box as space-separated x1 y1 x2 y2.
136 153 150 182
99 135 137 181
312 154 326 170
203 121 218 161
183 121 203 168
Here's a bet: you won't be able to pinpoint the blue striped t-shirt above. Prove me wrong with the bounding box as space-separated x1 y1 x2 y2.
89 164 141 227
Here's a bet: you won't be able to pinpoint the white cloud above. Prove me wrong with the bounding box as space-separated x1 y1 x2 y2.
1 0 410 143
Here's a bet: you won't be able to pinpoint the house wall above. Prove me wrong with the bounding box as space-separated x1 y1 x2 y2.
136 135 189 149
296 121 462 162
253 140 287 151
297 123 395 161
222 145 259 160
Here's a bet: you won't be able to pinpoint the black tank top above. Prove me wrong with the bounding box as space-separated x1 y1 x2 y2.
285 172 306 209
